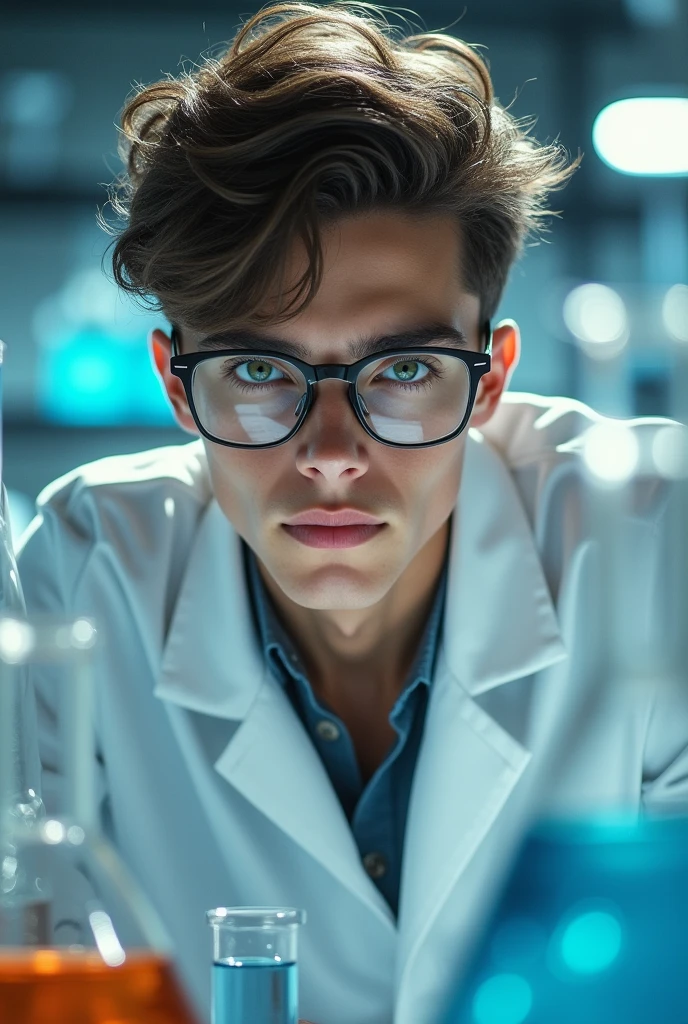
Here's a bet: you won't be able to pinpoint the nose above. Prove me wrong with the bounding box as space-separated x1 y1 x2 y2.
293 379 370 483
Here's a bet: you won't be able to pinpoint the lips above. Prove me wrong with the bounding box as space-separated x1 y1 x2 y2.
282 508 385 528
281 523 386 549
280 507 388 549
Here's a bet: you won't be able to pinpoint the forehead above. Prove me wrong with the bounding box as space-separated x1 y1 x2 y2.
314 211 462 296
185 210 479 352
286 211 470 333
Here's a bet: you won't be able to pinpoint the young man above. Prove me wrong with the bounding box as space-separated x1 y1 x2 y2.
17 5 688 1024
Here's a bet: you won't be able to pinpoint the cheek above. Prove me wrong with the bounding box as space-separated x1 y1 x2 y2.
387 441 465 523
203 443 270 533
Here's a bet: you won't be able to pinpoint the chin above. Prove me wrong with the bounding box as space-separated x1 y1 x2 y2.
273 564 395 611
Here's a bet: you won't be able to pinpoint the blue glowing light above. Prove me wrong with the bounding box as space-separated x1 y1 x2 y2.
472 973 533 1024
33 266 175 426
38 327 173 425
559 910 623 974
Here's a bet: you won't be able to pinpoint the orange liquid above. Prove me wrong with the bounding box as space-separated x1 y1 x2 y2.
0 949 201 1024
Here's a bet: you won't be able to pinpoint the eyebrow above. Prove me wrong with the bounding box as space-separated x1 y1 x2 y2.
195 323 470 360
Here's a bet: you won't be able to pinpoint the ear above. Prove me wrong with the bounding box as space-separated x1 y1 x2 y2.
149 328 199 435
469 319 521 428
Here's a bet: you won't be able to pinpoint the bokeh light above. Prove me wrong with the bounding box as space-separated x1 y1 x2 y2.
563 284 628 358
593 98 688 175
472 973 533 1024
662 284 688 343
71 619 97 650
0 617 35 664
582 420 640 483
559 910 623 974
42 819 66 844
652 424 688 479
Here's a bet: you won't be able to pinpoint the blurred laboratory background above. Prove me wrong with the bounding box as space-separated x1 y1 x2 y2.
1 0 687 538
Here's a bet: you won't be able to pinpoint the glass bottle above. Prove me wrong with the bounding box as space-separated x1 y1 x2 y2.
0 615 201 1024
207 907 306 1024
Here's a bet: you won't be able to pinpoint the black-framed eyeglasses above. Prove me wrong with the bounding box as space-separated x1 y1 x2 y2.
169 321 492 450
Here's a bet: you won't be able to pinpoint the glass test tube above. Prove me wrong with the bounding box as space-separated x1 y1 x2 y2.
207 907 306 1024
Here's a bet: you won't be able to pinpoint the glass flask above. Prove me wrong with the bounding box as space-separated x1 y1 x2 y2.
0 339 45 838
207 907 306 1024
0 615 201 1024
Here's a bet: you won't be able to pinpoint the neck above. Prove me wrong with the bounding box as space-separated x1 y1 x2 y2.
256 516 451 708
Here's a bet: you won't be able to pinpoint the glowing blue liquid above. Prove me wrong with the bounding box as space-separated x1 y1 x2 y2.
212 958 298 1024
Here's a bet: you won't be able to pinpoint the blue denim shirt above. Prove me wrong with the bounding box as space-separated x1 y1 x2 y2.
242 541 448 917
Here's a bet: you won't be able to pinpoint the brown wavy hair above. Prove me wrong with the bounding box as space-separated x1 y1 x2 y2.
102 2 578 335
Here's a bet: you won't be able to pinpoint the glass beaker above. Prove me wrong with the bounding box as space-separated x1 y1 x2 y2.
207 907 306 1024
0 615 200 1024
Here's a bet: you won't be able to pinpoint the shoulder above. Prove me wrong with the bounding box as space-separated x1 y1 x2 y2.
35 437 210 506
28 439 211 533
17 440 212 607
477 392 600 466
478 392 674 529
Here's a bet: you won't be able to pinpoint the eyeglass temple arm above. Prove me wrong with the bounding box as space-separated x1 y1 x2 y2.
483 320 493 356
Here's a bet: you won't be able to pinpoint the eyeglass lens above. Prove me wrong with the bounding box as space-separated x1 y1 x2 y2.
191 352 472 446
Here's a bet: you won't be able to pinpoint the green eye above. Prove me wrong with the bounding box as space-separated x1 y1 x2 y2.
246 361 272 382
392 361 420 381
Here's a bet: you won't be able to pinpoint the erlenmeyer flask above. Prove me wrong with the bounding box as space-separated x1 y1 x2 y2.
0 615 201 1024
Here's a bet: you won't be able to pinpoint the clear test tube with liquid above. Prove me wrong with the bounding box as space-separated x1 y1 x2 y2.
207 907 306 1024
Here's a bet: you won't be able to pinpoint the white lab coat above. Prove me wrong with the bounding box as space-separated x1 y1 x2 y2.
17 392 688 1024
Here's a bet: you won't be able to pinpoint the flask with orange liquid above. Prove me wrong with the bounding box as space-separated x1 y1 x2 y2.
0 615 202 1024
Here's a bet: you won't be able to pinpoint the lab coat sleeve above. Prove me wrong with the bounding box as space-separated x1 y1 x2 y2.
16 474 109 824
640 481 688 816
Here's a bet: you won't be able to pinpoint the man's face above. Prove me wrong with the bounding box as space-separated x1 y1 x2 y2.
156 211 515 611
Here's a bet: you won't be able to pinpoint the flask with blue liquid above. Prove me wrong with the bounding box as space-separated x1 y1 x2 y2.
207 907 306 1024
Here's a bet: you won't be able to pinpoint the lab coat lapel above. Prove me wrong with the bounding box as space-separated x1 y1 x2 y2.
155 498 265 720
213 674 394 927
395 657 533 1004
396 430 567 999
444 430 569 696
154 498 393 928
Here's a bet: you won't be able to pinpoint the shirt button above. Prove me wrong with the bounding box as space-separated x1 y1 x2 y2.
316 719 340 742
363 852 388 880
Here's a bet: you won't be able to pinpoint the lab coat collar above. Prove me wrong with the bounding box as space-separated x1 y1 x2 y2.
445 428 567 695
155 497 265 720
155 427 566 717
